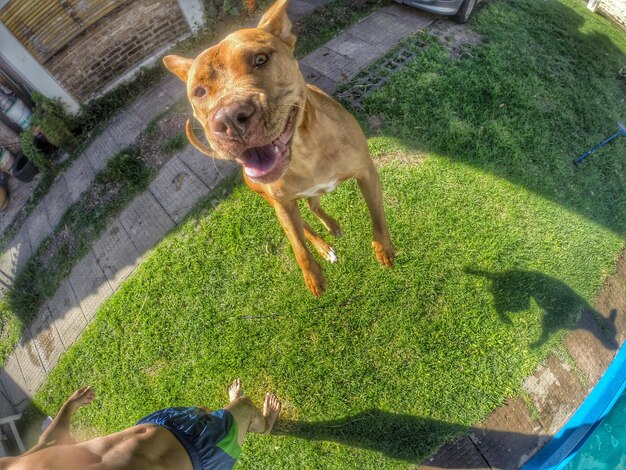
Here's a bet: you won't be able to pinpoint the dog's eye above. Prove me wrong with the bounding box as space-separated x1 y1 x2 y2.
252 53 268 68
193 86 206 99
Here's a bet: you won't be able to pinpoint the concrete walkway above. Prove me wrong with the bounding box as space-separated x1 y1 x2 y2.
0 76 185 289
0 1 434 415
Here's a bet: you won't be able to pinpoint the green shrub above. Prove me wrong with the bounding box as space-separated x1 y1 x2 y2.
31 92 76 149
19 128 50 172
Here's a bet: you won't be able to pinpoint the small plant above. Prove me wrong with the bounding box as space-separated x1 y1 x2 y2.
164 134 186 153
19 128 50 172
96 148 151 191
31 91 76 149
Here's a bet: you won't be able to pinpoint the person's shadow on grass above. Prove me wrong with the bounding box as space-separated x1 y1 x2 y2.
465 268 618 350
275 409 546 466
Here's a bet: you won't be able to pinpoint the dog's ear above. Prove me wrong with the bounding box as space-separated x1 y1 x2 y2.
163 55 193 82
257 0 296 49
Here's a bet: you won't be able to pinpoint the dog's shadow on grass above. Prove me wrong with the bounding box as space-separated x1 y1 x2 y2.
275 408 545 466
465 268 619 350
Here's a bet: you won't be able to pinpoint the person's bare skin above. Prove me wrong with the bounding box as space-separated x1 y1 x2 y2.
0 380 281 470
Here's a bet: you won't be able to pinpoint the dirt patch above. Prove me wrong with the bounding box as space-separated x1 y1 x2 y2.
136 108 188 169
594 248 626 343
38 180 124 270
374 150 427 167
38 226 75 270
428 18 483 59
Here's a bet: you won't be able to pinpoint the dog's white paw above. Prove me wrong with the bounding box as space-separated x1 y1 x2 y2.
327 248 338 263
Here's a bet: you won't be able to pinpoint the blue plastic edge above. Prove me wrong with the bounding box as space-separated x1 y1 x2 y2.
522 341 626 470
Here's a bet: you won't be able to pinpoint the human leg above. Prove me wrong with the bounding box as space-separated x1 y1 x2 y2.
224 379 281 446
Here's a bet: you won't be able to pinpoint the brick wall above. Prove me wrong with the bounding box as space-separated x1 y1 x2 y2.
596 0 626 31
44 0 190 102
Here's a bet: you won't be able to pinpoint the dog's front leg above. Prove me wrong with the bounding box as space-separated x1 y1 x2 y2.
356 163 396 268
273 200 327 297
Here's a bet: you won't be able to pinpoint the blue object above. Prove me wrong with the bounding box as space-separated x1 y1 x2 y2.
523 341 626 470
574 122 626 165
137 406 240 469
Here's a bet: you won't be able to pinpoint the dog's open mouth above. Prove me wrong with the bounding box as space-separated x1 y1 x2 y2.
237 109 296 182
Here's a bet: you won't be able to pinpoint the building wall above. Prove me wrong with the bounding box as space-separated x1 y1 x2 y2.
597 0 626 30
42 0 190 102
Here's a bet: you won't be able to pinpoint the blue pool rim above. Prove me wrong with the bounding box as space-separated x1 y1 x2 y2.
523 341 626 470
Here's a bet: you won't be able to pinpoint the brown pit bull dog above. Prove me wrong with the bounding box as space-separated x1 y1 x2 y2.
163 0 395 297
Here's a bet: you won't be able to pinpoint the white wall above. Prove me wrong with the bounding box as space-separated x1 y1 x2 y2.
0 23 80 113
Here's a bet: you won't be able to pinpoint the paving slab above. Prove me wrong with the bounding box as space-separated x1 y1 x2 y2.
325 33 388 75
46 280 87 350
300 5 434 84
0 226 32 288
523 354 587 434
62 156 97 203
68 251 112 322
92 221 140 292
24 203 52 254
12 332 46 394
30 307 65 374
301 46 358 84
348 8 427 46
0 354 28 412
129 83 179 123
177 145 236 189
469 397 546 470
43 175 71 229
420 436 489 470
83 129 119 172
160 74 186 101
119 191 175 255
149 156 210 224
107 111 147 148
298 63 338 95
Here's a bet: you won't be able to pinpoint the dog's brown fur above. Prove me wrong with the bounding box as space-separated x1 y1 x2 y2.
163 0 395 296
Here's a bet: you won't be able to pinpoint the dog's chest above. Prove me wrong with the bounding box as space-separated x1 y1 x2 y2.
295 179 339 198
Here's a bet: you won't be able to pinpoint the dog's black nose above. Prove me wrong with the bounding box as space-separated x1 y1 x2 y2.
212 102 255 139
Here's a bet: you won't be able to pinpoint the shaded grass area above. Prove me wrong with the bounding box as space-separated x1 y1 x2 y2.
0 150 152 361
29 0 626 467
358 0 626 237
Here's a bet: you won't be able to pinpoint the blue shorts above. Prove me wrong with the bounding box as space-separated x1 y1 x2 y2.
136 406 241 470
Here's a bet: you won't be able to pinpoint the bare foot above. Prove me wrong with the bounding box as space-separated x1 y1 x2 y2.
262 392 281 434
66 386 95 413
228 378 243 402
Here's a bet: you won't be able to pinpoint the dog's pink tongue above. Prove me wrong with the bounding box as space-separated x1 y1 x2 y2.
242 144 279 178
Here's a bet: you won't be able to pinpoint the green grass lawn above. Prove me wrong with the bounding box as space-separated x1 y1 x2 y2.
30 0 626 467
